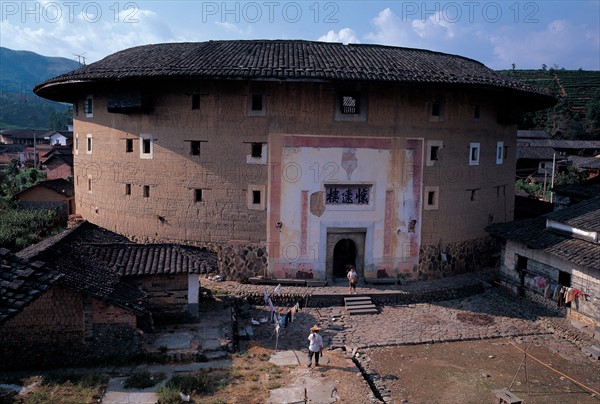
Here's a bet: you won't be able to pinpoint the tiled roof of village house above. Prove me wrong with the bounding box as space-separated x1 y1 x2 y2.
516 146 558 160
486 196 600 271
34 40 555 107
17 222 146 314
0 248 63 325
15 178 75 198
79 244 217 276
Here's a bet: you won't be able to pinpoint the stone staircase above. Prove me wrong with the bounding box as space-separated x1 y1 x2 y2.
344 296 378 315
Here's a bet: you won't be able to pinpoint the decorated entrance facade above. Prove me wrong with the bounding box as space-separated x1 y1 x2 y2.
268 135 423 282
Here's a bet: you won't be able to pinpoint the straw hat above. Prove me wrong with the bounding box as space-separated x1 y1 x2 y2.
310 325 321 331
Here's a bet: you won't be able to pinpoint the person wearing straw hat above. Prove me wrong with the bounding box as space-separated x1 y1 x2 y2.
307 325 324 367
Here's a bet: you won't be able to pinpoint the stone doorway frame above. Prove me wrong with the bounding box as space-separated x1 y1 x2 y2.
326 228 366 280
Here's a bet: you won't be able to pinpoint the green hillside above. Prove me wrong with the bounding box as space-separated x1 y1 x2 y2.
0 47 79 130
498 69 600 138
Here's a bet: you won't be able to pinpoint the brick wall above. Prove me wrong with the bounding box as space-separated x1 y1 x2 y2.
0 286 140 370
71 80 518 280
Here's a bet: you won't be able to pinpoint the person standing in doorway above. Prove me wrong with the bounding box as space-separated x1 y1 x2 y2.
347 265 358 294
307 325 323 367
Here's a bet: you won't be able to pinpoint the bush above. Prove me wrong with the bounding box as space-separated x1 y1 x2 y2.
164 371 212 395
123 371 165 389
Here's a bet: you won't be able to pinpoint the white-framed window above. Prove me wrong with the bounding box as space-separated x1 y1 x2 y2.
247 184 266 210
84 95 93 118
139 134 153 159
424 186 439 210
248 92 266 116
246 142 267 164
496 141 504 164
429 100 444 122
74 133 79 155
426 140 443 166
469 142 480 166
86 134 93 154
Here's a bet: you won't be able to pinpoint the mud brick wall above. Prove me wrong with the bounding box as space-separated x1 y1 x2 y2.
130 274 189 314
0 286 141 370
417 236 499 281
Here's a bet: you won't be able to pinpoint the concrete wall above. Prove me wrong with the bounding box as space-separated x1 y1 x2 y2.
500 240 600 327
71 80 516 281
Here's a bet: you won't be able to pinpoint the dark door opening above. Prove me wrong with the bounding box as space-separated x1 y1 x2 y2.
333 238 357 278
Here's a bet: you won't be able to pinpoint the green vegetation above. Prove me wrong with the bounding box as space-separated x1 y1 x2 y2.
499 69 600 139
123 370 165 389
12 372 109 404
0 160 64 251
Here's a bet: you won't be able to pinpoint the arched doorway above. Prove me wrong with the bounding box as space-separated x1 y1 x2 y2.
332 238 357 278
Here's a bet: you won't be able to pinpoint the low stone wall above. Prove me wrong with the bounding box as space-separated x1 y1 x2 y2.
417 236 499 281
216 243 269 281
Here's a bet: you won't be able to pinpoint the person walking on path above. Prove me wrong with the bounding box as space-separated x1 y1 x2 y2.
307 325 324 367
347 266 358 294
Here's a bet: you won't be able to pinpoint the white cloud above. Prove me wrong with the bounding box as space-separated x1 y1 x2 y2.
318 28 359 44
488 20 600 70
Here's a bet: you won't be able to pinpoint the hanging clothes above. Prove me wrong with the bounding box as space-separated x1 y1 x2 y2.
565 287 576 304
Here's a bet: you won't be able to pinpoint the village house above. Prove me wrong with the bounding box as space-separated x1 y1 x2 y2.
15 178 75 220
0 246 145 370
34 40 556 283
42 146 73 180
487 195 600 329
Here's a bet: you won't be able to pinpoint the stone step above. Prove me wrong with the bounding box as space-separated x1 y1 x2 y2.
581 345 600 360
345 301 374 307
346 304 377 310
344 296 372 304
347 308 379 315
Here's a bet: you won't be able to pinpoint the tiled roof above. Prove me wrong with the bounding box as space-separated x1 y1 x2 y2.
487 196 600 270
35 40 555 107
517 139 600 149
567 156 600 169
16 178 75 198
554 176 600 200
516 146 558 160
0 248 63 325
15 222 146 314
517 130 552 139
79 244 217 276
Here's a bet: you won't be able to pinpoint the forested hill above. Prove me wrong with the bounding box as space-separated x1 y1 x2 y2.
498 69 600 139
0 47 80 129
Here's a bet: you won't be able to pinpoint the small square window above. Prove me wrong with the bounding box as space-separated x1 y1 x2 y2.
140 134 153 159
429 100 444 122
84 96 93 118
194 189 203 203
341 94 360 114
126 139 133 153
192 94 200 110
143 185 150 198
125 183 131 195
496 141 504 164
469 143 480 166
426 140 443 166
252 190 261 205
190 141 201 156
424 186 439 210
251 94 263 111
251 143 262 158
86 134 93 154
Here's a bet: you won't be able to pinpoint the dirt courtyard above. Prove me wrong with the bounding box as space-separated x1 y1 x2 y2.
366 338 600 403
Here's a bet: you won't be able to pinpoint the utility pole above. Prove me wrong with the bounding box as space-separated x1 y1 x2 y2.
550 153 556 204
33 131 38 169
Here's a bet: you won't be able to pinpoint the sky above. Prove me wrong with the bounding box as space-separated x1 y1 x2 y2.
0 0 599 70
